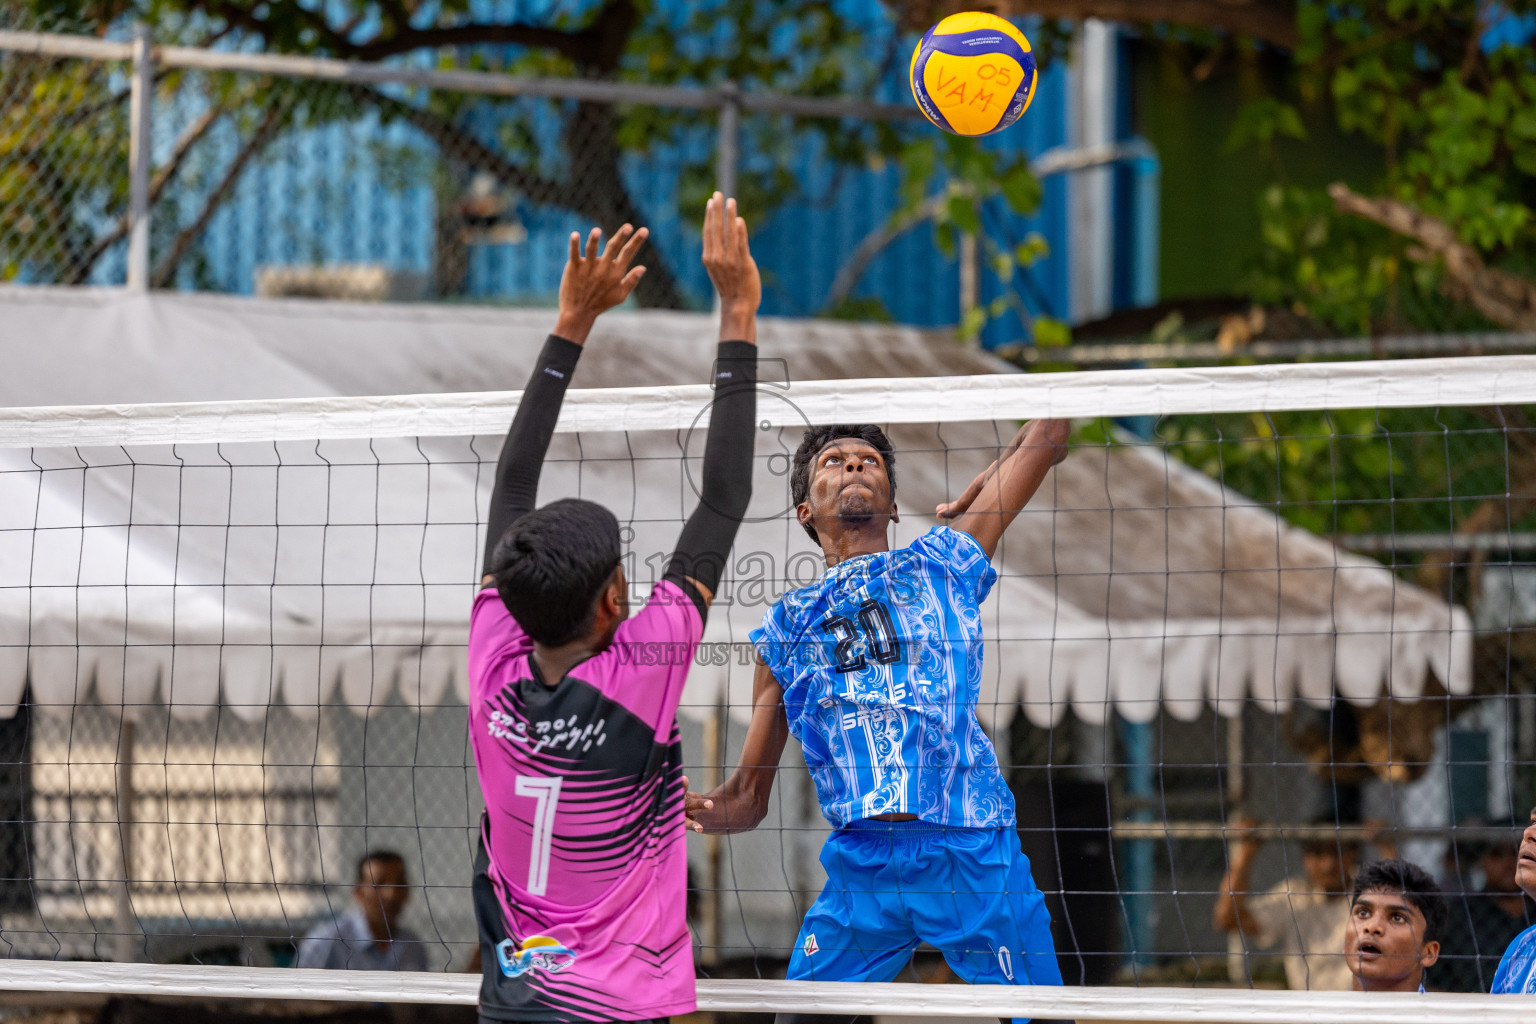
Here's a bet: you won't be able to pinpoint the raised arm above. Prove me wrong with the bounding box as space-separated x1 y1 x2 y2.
684 657 789 834
937 418 1069 560
480 224 648 584
1213 817 1267 936
662 193 761 608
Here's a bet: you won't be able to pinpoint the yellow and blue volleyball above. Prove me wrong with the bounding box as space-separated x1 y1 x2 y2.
909 12 1037 137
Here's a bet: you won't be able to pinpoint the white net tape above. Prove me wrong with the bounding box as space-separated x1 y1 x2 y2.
0 355 1528 448
0 962 1532 1023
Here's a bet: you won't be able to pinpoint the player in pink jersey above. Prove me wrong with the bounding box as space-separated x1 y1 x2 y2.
468 194 760 1024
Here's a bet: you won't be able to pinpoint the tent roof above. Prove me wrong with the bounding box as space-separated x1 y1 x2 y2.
0 287 1471 725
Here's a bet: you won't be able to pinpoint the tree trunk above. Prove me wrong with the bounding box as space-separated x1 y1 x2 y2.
1415 413 1536 608
365 88 689 308
1329 183 1536 331
564 99 689 309
433 205 471 300
152 103 289 288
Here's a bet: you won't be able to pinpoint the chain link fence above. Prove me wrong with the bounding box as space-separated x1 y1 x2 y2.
0 27 132 286
0 9 1163 337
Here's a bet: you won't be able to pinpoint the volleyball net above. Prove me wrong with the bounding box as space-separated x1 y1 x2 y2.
0 350 1531 1023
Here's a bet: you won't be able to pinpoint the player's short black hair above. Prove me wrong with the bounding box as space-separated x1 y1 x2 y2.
355 849 406 884
489 498 622 646
790 424 897 542
1352 858 1447 944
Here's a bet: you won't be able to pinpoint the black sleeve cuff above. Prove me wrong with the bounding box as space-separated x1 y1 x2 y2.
713 341 758 387
541 334 583 377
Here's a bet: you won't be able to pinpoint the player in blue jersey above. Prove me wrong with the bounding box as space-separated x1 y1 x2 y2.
686 418 1070 1011
1491 809 1536 993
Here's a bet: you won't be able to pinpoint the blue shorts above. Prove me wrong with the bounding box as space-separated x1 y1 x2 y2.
787 819 1062 995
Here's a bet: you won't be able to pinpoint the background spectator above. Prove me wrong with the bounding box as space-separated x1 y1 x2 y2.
1433 819 1534 991
296 850 426 972
1214 817 1364 990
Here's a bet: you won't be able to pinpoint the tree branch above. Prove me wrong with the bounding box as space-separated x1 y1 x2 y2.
377 0 411 33
346 23 602 64
151 104 289 288
823 191 951 312
897 0 1298 50
1415 441 1536 606
360 89 572 207
176 0 615 66
19 154 95 281
70 103 228 284
1328 182 1536 331
182 0 355 57
557 98 684 308
357 89 693 306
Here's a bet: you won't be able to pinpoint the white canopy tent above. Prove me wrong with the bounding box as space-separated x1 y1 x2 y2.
0 285 1475 729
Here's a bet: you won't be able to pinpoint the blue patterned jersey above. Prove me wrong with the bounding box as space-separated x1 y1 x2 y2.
1493 924 1536 993
750 527 1014 830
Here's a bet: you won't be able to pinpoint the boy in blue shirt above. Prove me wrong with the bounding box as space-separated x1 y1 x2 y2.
687 419 1068 999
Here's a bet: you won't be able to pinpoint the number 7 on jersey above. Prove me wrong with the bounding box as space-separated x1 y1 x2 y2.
515 775 563 896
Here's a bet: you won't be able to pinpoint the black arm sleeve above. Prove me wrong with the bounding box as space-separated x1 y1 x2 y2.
664 341 757 616
481 335 583 579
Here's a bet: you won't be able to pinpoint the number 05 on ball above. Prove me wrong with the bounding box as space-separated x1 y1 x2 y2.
909 12 1038 137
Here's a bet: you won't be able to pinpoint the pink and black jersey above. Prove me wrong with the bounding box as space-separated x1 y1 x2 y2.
468 579 703 1023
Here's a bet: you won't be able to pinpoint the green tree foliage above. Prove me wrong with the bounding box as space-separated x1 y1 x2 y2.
1149 408 1514 538
1245 0 1536 334
0 35 127 283
1061 2 1536 573
1076 404 1535 606
0 0 1047 309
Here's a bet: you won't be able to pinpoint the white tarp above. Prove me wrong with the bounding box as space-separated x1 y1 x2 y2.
0 286 1475 725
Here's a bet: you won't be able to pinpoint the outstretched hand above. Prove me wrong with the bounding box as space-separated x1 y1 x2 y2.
936 455 1000 522
553 224 649 345
1229 815 1267 858
681 775 714 834
702 192 760 342
936 419 1069 520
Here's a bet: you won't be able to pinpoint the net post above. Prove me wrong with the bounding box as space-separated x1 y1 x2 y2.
711 81 740 320
1130 145 1160 307
113 718 138 963
126 21 153 292
711 82 739 318
1116 717 1156 961
715 80 739 203
1223 713 1246 984
959 230 978 341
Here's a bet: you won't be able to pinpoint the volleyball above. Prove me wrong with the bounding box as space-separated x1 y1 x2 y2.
909 12 1038 137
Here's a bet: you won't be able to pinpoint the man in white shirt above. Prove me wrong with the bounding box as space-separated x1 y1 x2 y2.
295 850 427 972
1214 818 1366 990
